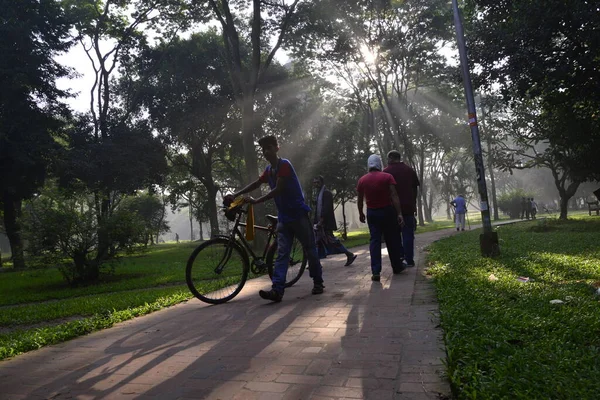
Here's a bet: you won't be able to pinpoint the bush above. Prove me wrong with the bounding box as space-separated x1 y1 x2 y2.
23 188 167 285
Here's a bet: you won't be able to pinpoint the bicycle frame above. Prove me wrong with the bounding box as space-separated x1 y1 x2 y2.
225 205 277 263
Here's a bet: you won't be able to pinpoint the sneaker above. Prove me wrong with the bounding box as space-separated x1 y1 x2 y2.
259 289 282 302
404 261 416 268
344 254 357 266
392 264 406 274
312 283 325 295
371 274 380 282
456 228 460 231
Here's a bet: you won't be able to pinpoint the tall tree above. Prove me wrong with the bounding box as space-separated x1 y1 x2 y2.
204 0 303 184
0 0 72 269
466 0 600 183
124 32 242 237
61 0 188 258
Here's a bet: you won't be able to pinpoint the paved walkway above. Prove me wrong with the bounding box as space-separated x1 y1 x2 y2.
0 228 462 400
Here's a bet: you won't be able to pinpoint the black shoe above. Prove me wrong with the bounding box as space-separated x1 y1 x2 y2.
344 254 357 266
457 228 460 231
259 289 282 302
371 274 380 281
404 261 416 268
312 283 325 295
392 265 406 275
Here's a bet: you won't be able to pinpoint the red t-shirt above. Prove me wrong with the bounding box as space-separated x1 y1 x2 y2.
356 171 397 209
383 162 420 214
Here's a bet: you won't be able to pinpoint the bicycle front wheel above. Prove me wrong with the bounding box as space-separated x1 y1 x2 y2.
186 238 249 304
266 237 307 288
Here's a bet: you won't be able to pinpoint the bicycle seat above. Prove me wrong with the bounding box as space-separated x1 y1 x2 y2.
266 215 278 226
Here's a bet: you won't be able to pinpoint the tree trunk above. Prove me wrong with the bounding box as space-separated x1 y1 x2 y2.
559 195 569 220
199 219 204 241
241 93 267 248
206 183 220 238
486 140 499 220
189 205 195 241
427 187 435 223
2 193 25 269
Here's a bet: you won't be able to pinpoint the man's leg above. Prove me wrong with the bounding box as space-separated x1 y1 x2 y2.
326 231 357 266
382 207 404 273
264 222 293 300
401 214 416 266
290 214 324 292
367 208 384 278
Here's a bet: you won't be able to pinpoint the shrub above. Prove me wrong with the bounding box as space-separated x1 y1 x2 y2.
23 188 167 285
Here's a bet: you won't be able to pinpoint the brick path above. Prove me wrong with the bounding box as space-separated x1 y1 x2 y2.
0 229 459 400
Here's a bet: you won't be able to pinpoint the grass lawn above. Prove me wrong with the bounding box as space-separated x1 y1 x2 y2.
427 217 600 399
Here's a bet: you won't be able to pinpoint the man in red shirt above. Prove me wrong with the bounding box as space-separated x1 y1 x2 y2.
383 150 420 267
357 154 405 281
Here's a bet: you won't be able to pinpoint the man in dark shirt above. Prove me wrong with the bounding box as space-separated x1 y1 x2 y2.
225 135 324 302
383 150 420 267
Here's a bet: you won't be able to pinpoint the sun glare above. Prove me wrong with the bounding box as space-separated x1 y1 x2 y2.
360 44 378 65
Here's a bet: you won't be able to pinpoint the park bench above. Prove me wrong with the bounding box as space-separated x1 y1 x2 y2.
588 188 600 216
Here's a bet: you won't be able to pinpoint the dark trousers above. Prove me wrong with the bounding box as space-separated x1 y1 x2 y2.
366 206 403 275
272 214 323 294
400 214 416 265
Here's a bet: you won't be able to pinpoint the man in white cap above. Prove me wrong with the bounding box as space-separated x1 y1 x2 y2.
356 154 405 281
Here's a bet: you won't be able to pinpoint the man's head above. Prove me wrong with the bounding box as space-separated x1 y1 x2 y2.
387 150 402 165
258 135 279 162
367 154 383 171
312 175 324 189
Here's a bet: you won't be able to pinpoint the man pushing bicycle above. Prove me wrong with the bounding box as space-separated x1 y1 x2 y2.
224 135 325 302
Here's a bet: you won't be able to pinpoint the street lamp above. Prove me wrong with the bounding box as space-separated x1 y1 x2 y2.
451 0 500 256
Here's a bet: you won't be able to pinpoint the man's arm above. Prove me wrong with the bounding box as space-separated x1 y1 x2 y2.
390 184 404 226
245 176 287 204
230 178 263 200
357 191 365 223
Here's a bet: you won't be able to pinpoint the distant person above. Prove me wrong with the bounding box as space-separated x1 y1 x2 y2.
450 194 467 231
312 176 357 266
357 154 405 281
530 198 538 219
383 150 420 268
521 197 527 219
175 233 179 243
224 135 324 303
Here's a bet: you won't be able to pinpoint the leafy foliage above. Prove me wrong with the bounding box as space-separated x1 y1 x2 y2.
23 187 168 285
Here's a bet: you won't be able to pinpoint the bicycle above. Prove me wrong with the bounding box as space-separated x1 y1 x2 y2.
186 202 308 304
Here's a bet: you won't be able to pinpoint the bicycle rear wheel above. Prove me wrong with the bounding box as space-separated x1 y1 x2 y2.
266 237 307 288
186 238 249 304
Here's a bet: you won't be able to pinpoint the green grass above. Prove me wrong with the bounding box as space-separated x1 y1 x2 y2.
427 217 600 399
0 242 197 306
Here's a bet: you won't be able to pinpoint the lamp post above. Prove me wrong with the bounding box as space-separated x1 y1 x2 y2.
451 0 499 256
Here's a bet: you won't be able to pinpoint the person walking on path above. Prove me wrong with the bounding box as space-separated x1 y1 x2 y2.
530 198 538 219
357 154 405 281
383 150 420 268
451 194 467 231
224 135 324 303
312 176 357 266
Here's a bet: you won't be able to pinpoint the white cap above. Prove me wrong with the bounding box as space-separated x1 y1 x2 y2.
367 154 383 171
